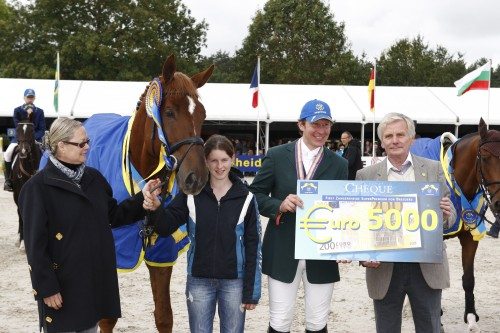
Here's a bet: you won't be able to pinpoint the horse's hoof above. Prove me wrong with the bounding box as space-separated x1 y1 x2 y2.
19 240 25 252
467 313 480 333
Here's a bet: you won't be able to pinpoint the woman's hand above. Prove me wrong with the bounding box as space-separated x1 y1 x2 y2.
44 293 63 310
142 179 162 211
242 303 256 310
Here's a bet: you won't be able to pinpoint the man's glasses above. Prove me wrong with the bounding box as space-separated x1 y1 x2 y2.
63 138 90 148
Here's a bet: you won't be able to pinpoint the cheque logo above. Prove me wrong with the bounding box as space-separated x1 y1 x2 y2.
421 184 439 196
300 181 318 194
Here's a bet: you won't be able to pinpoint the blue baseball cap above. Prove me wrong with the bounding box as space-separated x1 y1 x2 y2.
299 99 332 123
24 88 36 97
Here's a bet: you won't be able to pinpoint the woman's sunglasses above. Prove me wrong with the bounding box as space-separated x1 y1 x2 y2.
63 138 90 148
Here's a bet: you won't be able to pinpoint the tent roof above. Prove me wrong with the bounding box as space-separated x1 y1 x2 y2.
0 78 498 125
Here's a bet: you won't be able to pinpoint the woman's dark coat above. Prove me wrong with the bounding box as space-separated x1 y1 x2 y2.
19 160 145 332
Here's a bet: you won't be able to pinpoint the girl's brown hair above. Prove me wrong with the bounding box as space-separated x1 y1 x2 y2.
204 134 235 158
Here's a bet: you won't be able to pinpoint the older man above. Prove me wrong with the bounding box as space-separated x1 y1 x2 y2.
250 99 348 333
356 113 456 333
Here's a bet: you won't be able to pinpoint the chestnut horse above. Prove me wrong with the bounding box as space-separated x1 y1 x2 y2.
412 118 499 332
83 55 213 333
11 116 42 250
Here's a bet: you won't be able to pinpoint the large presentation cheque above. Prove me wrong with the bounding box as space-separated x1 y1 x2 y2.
295 180 444 263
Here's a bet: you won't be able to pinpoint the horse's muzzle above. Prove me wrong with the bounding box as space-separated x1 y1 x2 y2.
182 172 205 195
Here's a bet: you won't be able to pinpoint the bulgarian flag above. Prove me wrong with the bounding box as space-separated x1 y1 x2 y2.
368 68 375 112
454 62 490 96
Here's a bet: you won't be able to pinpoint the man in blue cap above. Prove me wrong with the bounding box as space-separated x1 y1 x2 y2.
249 99 348 333
3 88 46 191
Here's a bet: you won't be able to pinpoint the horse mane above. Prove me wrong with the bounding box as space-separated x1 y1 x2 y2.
135 72 199 112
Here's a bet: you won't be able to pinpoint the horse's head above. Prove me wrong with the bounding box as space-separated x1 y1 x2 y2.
478 118 500 216
131 54 214 195
16 121 35 159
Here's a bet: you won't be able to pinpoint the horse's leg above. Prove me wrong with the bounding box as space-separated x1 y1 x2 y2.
458 232 480 332
98 318 118 333
15 204 22 248
147 263 173 333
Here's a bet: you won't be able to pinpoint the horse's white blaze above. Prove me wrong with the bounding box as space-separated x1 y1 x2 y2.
22 124 27 133
187 96 197 135
187 96 195 115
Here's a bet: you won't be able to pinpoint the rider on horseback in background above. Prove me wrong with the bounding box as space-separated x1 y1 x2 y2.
3 88 46 192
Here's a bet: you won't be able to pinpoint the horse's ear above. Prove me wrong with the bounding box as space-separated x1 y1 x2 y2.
479 118 488 139
191 64 215 89
162 54 176 84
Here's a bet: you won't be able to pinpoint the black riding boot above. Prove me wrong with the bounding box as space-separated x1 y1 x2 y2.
3 161 13 192
268 325 289 333
306 325 327 333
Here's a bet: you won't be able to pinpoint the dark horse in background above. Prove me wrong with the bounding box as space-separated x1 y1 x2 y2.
11 115 42 251
411 118 500 332
82 54 213 333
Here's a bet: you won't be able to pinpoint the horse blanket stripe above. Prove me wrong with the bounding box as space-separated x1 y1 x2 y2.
410 134 486 240
84 113 189 270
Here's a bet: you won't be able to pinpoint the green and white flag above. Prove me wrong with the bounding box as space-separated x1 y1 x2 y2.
454 62 490 96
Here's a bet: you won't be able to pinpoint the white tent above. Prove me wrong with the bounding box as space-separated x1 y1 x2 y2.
0 78 498 126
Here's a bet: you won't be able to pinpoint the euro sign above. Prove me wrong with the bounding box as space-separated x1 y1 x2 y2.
299 202 332 244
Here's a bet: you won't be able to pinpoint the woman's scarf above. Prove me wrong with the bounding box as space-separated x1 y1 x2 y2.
49 154 85 184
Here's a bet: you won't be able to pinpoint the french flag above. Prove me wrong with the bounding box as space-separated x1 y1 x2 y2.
250 60 259 108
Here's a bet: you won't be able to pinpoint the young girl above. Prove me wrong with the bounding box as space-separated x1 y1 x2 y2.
146 134 261 332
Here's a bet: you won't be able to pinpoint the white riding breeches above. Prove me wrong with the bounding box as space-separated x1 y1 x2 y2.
268 259 334 331
4 143 17 162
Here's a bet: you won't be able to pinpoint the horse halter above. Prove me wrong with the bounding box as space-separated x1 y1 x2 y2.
145 77 204 173
476 138 500 218
140 78 204 248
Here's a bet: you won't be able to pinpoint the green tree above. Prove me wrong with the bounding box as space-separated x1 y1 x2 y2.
491 64 500 88
377 36 467 87
231 0 370 85
0 0 208 80
199 51 238 83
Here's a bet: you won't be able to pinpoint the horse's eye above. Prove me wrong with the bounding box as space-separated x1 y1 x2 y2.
165 109 175 118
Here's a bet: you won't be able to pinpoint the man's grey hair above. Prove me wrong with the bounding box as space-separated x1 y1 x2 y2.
377 113 416 141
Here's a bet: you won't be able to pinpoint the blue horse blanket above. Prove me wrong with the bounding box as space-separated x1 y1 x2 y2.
411 135 486 240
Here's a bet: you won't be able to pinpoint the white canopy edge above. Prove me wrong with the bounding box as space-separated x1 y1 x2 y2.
0 78 498 125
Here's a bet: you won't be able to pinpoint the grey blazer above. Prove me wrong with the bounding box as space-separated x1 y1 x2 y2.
355 154 456 300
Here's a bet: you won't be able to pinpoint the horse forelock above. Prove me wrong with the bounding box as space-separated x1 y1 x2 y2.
481 129 500 156
16 122 34 142
169 72 199 99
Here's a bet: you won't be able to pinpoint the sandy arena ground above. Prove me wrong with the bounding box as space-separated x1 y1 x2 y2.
0 175 499 333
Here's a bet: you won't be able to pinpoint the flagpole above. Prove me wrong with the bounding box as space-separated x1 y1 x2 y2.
372 60 376 158
54 51 60 116
256 56 261 155
487 59 492 130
